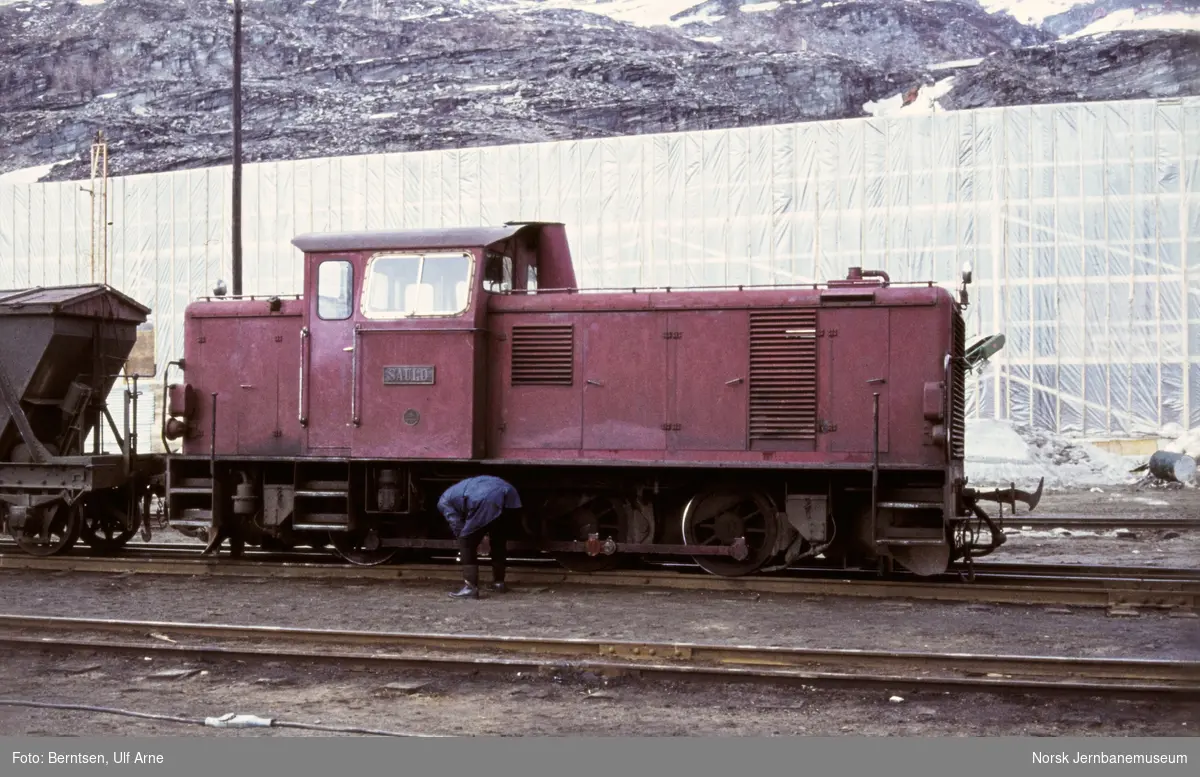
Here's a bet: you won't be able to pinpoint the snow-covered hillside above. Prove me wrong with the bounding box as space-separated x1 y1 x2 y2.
0 0 1196 181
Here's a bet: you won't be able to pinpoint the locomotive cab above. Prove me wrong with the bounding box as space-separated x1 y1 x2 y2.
293 222 573 461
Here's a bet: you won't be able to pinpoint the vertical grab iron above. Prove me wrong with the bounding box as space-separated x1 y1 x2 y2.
871 391 880 552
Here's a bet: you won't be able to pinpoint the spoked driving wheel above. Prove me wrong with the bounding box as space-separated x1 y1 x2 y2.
329 528 398 567
544 495 651 573
681 488 779 577
15 499 82 557
80 491 139 553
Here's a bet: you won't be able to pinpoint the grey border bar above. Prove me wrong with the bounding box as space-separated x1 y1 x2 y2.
3 737 1197 777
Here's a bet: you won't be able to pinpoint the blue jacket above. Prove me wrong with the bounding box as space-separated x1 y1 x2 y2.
437 475 522 538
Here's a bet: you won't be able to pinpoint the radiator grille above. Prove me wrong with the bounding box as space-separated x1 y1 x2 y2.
511 324 574 386
950 311 966 460
749 310 818 441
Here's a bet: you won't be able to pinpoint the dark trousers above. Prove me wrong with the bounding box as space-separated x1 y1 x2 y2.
458 512 510 583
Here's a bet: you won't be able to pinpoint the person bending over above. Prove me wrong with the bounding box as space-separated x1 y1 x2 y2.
437 475 522 599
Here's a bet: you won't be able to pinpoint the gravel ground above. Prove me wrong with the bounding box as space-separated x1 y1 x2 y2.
2 651 1196 737
992 485 1200 567
2 485 1198 737
4 567 1198 659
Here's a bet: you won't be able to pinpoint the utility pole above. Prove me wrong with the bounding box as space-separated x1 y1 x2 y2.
231 0 244 296
79 130 110 285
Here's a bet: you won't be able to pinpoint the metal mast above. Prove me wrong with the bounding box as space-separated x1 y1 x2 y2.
231 0 244 296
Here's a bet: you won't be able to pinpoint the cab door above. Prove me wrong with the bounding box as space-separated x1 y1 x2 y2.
304 257 357 453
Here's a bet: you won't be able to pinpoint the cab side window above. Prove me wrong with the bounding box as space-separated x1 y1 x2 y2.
317 260 353 320
483 251 513 293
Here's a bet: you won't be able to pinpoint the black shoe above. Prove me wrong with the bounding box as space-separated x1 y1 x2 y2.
449 583 479 599
491 581 507 593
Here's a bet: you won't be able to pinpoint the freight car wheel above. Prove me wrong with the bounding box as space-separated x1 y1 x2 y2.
329 529 398 567
681 488 778 577
15 500 82 557
79 493 138 553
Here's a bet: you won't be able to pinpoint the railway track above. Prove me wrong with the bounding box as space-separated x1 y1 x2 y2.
1005 514 1198 531
2 548 1196 611
1 614 1195 699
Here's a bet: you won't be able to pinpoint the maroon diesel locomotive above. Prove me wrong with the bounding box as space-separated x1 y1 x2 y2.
155 221 1041 577
0 221 1041 576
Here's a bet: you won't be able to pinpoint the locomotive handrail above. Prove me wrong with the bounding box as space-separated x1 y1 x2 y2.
298 327 309 427
194 293 303 303
493 280 947 296
350 325 361 427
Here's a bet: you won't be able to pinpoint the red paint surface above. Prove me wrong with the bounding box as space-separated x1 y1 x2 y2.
178 225 959 474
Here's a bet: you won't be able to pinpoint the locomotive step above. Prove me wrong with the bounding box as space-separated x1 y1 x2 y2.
877 501 943 510
293 514 350 528
169 517 212 530
294 490 349 499
173 478 214 489
875 539 948 547
169 487 215 495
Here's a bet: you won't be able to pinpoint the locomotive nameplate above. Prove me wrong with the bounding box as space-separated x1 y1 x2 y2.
383 365 435 385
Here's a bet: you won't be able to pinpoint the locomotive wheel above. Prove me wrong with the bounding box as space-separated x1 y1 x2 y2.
80 493 138 553
681 488 779 577
16 500 82 557
329 529 398 567
546 495 646 574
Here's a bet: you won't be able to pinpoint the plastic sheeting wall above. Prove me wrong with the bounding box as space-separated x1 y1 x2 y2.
1 96 1197 452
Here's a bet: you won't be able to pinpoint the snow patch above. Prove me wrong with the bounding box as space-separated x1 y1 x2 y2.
672 7 725 26
964 418 1140 489
741 1 781 12
367 111 398 120
966 418 1032 463
97 92 118 100
1063 9 1200 40
691 35 723 43
977 0 1085 27
0 160 71 184
928 57 984 71
863 77 956 117
1162 427 1200 459
464 82 506 92
502 1 706 28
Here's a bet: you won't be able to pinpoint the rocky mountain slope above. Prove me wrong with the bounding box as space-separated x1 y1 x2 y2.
0 0 1196 182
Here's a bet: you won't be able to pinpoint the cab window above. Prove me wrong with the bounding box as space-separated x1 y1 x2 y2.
483 251 513 293
316 260 353 320
362 251 473 318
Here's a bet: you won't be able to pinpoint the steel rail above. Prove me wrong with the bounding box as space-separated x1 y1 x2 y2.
2 542 1196 583
1004 514 1198 530
1 614 1195 699
1 553 1195 610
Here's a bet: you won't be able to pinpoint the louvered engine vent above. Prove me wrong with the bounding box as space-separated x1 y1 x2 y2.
950 311 966 460
749 310 818 441
511 324 574 386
